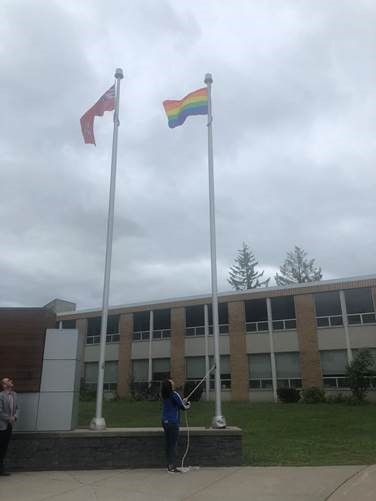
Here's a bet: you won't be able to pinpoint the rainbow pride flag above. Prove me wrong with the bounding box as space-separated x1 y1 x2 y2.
163 87 208 128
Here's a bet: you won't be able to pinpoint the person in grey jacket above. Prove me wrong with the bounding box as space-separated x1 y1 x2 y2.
0 378 19 476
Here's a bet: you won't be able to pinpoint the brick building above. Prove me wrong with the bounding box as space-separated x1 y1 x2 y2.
57 275 376 401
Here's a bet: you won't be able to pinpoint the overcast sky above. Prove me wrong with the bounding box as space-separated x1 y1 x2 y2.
1 0 375 309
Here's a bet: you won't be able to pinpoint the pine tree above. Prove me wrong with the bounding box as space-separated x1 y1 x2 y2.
275 246 322 286
228 243 270 290
346 349 375 402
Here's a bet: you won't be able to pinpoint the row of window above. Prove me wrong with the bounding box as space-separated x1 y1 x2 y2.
84 348 376 392
59 287 375 344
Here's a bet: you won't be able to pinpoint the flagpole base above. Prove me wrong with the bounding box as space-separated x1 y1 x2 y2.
211 415 226 429
90 417 106 431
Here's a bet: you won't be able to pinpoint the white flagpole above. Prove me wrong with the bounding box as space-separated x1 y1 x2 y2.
205 73 226 428
90 68 124 430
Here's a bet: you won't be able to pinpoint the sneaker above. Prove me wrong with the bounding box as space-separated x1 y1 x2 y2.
167 467 182 473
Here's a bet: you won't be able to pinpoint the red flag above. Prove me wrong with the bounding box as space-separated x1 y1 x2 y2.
80 85 115 145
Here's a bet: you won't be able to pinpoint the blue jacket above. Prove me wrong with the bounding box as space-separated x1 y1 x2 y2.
162 391 188 425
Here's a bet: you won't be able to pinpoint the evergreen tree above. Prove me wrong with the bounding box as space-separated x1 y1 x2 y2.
275 246 322 286
346 349 375 402
228 243 270 290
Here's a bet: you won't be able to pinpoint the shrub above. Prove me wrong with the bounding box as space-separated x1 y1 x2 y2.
277 387 300 403
183 381 204 402
301 386 326 403
130 381 160 401
79 383 96 401
325 393 351 404
346 349 375 402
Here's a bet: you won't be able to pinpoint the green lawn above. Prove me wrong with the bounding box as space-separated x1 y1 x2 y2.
79 400 376 466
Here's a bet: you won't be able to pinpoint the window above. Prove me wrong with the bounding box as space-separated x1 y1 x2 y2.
314 292 343 327
271 297 296 331
106 315 120 342
208 303 228 326
186 357 206 380
107 315 119 334
103 361 118 390
185 304 228 336
320 350 348 389
84 361 118 391
132 359 148 382
87 317 101 338
345 288 374 314
86 315 120 344
248 353 301 389
154 309 170 329
345 288 376 325
186 305 204 327
152 358 170 381
58 319 76 329
321 350 347 375
248 353 272 389
245 299 268 333
204 355 231 389
153 309 171 339
133 311 150 341
133 311 149 331
84 362 98 384
275 352 301 388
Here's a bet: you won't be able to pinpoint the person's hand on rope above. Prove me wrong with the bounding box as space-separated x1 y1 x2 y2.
183 398 191 409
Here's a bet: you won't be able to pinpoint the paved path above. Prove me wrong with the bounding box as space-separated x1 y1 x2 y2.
0 466 375 500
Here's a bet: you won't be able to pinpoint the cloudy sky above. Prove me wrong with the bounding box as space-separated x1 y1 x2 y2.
1 0 375 309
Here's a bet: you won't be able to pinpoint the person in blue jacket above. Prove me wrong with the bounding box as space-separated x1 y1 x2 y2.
161 379 190 473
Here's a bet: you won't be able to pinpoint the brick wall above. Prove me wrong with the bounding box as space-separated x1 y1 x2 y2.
117 313 133 397
0 308 56 392
294 294 323 388
8 428 243 470
170 307 185 387
228 301 248 400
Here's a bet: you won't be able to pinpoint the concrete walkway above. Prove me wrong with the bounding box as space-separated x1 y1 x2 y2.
0 466 375 501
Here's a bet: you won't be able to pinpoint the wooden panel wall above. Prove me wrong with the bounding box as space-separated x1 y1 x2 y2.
0 309 56 392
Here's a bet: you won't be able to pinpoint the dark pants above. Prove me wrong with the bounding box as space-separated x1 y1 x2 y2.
0 423 12 472
162 422 179 468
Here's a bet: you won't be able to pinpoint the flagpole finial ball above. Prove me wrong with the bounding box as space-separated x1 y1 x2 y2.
115 68 124 79
204 73 213 84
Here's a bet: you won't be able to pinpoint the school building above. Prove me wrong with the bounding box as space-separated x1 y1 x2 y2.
56 275 376 401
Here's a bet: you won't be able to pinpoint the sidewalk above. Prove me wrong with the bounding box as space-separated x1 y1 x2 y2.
0 465 375 500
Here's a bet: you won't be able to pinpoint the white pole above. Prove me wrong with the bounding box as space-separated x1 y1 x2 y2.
266 298 278 403
90 68 124 431
148 310 154 385
339 290 353 363
204 304 210 401
205 73 226 428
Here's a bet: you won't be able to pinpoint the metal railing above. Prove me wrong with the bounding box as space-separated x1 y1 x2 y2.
323 375 376 389
84 382 117 391
151 329 171 340
246 318 296 333
317 311 376 328
316 315 343 328
348 312 376 325
132 329 171 341
249 378 302 389
186 376 231 390
185 324 229 337
86 333 120 345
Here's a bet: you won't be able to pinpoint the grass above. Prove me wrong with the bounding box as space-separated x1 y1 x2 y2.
79 400 376 466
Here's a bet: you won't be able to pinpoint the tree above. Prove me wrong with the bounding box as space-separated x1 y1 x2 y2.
275 246 322 286
346 349 375 402
228 242 270 290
